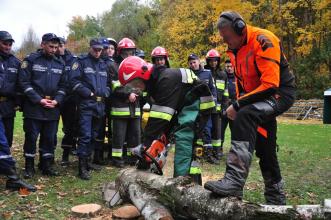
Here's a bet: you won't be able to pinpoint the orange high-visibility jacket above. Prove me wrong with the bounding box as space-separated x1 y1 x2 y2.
226 25 294 108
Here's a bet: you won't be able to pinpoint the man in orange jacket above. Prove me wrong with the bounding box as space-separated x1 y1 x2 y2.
204 11 295 205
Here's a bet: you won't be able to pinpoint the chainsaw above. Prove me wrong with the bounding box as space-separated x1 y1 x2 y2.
132 134 170 175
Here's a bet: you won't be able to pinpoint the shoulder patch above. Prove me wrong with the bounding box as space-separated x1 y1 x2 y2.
256 34 274 51
21 61 28 69
72 62 79 70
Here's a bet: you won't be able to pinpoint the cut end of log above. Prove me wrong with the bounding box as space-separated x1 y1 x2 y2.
113 204 140 219
71 203 102 218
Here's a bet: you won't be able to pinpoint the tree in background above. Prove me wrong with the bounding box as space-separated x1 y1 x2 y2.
16 26 40 60
102 0 160 60
55 0 331 98
158 0 254 67
66 15 104 54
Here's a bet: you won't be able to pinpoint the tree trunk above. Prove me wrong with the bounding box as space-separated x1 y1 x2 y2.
114 168 330 220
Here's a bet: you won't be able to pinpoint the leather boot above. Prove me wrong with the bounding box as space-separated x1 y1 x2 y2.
262 171 286 205
79 157 91 180
212 147 223 165
61 148 70 166
6 167 37 192
204 146 218 164
42 158 59 176
23 158 35 179
204 140 252 198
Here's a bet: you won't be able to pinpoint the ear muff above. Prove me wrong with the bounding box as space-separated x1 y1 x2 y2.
220 12 246 36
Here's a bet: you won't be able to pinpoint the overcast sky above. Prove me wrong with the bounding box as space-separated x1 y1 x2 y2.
0 0 116 49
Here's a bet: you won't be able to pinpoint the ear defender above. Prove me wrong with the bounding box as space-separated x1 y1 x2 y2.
219 11 246 36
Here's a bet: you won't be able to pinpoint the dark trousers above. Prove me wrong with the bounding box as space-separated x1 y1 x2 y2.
23 118 58 159
220 115 233 142
95 116 106 151
2 117 14 148
231 93 295 184
61 100 78 150
77 113 103 158
112 118 141 158
0 119 15 171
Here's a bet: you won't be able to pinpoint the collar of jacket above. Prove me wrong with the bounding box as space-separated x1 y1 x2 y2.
0 50 13 59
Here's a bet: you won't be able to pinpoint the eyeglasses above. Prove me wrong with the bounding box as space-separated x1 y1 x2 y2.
225 65 233 68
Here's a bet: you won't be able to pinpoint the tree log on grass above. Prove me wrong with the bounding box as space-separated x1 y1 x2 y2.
114 168 330 220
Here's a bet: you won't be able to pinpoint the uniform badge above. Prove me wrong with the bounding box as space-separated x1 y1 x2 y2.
72 62 79 70
21 61 28 69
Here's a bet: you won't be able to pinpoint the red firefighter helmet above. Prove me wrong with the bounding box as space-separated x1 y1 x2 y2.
118 56 153 85
151 46 169 58
151 46 170 67
117 37 136 55
206 49 221 59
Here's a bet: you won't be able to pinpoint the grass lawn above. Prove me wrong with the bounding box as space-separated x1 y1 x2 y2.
0 114 330 219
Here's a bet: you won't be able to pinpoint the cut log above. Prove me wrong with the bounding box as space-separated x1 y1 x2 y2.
115 168 330 220
71 203 102 218
113 204 141 219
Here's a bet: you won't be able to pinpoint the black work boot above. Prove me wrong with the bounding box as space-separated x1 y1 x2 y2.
41 158 60 176
78 157 91 180
61 148 70 166
204 140 252 199
212 147 223 165
204 146 218 164
6 168 37 192
23 158 35 179
109 157 125 168
262 171 286 205
93 150 106 165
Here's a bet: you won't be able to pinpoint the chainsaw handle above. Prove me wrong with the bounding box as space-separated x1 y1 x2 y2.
143 151 163 175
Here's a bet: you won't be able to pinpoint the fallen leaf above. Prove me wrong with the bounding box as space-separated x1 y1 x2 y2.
57 192 68 197
19 188 30 197
37 191 48 196
2 211 13 220
35 184 46 190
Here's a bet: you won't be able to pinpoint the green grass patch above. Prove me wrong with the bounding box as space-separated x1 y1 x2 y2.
1 114 330 219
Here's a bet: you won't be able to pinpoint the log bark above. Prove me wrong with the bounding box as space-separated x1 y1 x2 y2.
115 168 330 220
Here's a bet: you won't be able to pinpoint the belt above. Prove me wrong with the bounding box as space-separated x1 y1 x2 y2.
94 96 104 102
0 96 7 102
44 96 52 100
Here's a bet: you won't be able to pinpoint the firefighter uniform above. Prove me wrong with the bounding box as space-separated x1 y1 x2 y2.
220 65 236 147
143 65 215 181
59 49 78 164
210 68 228 158
0 117 36 191
204 20 295 205
110 38 140 167
19 48 66 177
191 66 218 164
94 53 117 165
70 50 111 179
110 81 141 167
0 50 20 148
